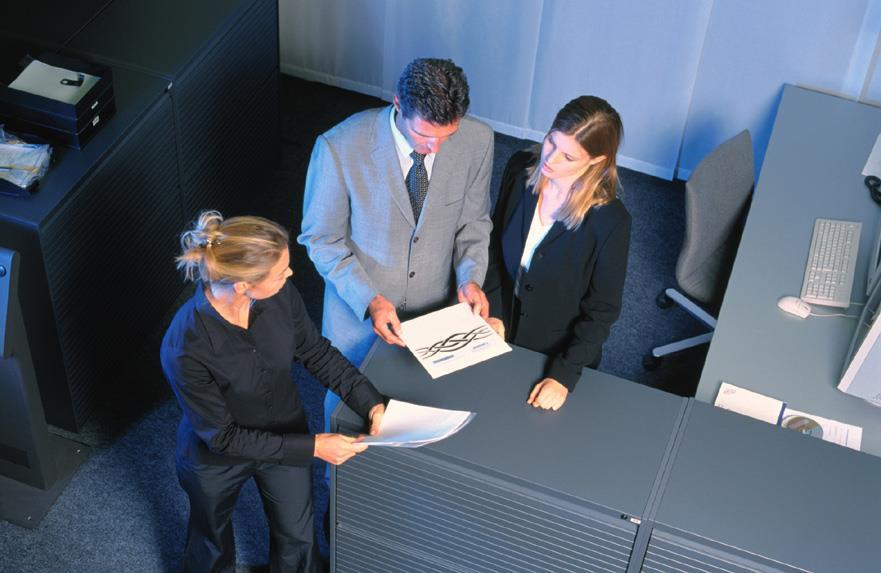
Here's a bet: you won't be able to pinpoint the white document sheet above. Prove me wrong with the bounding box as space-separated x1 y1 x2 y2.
400 302 511 379
862 132 881 177
714 382 863 450
714 382 785 424
359 399 476 447
9 60 99 105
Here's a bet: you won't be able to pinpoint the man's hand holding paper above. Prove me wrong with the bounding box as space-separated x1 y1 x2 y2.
368 294 405 346
457 281 489 319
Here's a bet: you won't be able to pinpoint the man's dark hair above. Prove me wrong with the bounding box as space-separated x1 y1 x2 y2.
395 58 470 125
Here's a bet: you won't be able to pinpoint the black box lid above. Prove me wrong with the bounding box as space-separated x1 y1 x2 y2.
0 52 113 124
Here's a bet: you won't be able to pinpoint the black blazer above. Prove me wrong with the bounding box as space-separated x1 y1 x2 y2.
485 150 631 390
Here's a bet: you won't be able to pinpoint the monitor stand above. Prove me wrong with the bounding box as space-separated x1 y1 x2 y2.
0 249 88 528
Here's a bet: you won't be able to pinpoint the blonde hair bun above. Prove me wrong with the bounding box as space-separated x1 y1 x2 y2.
175 210 289 284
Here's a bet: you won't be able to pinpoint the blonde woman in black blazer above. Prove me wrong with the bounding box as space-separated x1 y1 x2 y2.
485 96 631 411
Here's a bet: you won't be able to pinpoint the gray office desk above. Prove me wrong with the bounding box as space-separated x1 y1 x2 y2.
333 342 686 572
698 85 881 456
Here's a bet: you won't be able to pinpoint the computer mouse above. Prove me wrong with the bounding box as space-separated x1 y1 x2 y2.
777 296 811 319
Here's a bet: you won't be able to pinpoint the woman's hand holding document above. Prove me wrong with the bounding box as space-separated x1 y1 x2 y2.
359 399 476 447
400 302 511 378
314 405 386 465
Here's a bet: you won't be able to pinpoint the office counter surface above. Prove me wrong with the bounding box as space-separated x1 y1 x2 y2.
334 342 881 572
698 85 881 457
339 342 685 520
332 343 685 572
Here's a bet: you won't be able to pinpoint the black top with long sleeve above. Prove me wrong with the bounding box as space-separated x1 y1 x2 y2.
160 280 383 467
484 150 631 391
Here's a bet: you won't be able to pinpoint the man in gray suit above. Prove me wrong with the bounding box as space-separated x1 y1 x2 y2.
298 58 494 429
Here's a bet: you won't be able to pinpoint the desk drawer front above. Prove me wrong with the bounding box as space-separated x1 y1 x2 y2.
335 447 635 573
335 529 455 573
642 530 806 573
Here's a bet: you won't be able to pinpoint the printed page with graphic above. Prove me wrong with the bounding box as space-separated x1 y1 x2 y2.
400 302 511 378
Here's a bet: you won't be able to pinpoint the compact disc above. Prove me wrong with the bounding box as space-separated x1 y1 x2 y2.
781 415 824 438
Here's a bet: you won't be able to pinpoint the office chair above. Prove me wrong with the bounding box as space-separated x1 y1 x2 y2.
644 130 754 370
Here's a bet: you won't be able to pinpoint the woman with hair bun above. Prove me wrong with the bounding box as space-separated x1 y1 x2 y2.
161 210 385 572
485 96 631 412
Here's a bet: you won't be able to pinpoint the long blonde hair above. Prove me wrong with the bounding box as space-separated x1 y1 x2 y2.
175 211 289 285
526 96 623 230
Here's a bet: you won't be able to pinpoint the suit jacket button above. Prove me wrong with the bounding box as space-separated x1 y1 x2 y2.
413 236 419 243
409 271 416 278
525 284 534 292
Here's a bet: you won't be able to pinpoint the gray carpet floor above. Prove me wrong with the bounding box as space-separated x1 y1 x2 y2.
0 75 709 572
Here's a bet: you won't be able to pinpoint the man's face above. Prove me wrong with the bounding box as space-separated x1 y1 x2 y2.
394 97 460 155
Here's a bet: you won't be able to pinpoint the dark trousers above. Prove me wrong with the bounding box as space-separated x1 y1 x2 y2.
176 458 320 573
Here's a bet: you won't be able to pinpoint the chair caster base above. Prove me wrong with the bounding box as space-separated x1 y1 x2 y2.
643 354 662 370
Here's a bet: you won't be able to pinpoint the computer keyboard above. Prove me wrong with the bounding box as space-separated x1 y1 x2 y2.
800 218 861 308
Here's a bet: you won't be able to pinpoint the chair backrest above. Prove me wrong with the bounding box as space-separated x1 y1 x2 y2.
676 130 754 307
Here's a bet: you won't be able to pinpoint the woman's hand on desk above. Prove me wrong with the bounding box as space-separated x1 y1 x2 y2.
527 378 569 411
314 433 368 466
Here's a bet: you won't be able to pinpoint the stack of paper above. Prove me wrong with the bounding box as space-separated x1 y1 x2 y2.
714 382 862 450
360 399 475 448
400 302 511 379
0 127 51 190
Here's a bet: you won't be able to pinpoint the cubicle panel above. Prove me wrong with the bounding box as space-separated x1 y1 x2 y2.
64 0 256 79
179 71 280 218
0 0 112 46
174 0 279 185
335 447 636 573
39 95 182 427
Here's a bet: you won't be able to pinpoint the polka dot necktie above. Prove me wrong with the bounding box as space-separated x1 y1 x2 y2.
406 151 429 221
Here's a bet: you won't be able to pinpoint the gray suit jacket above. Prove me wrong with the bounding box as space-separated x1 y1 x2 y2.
298 106 494 359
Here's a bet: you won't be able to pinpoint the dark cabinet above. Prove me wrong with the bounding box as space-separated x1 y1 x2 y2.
0 0 280 430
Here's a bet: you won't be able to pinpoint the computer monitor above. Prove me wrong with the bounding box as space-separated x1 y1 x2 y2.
838 276 881 406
